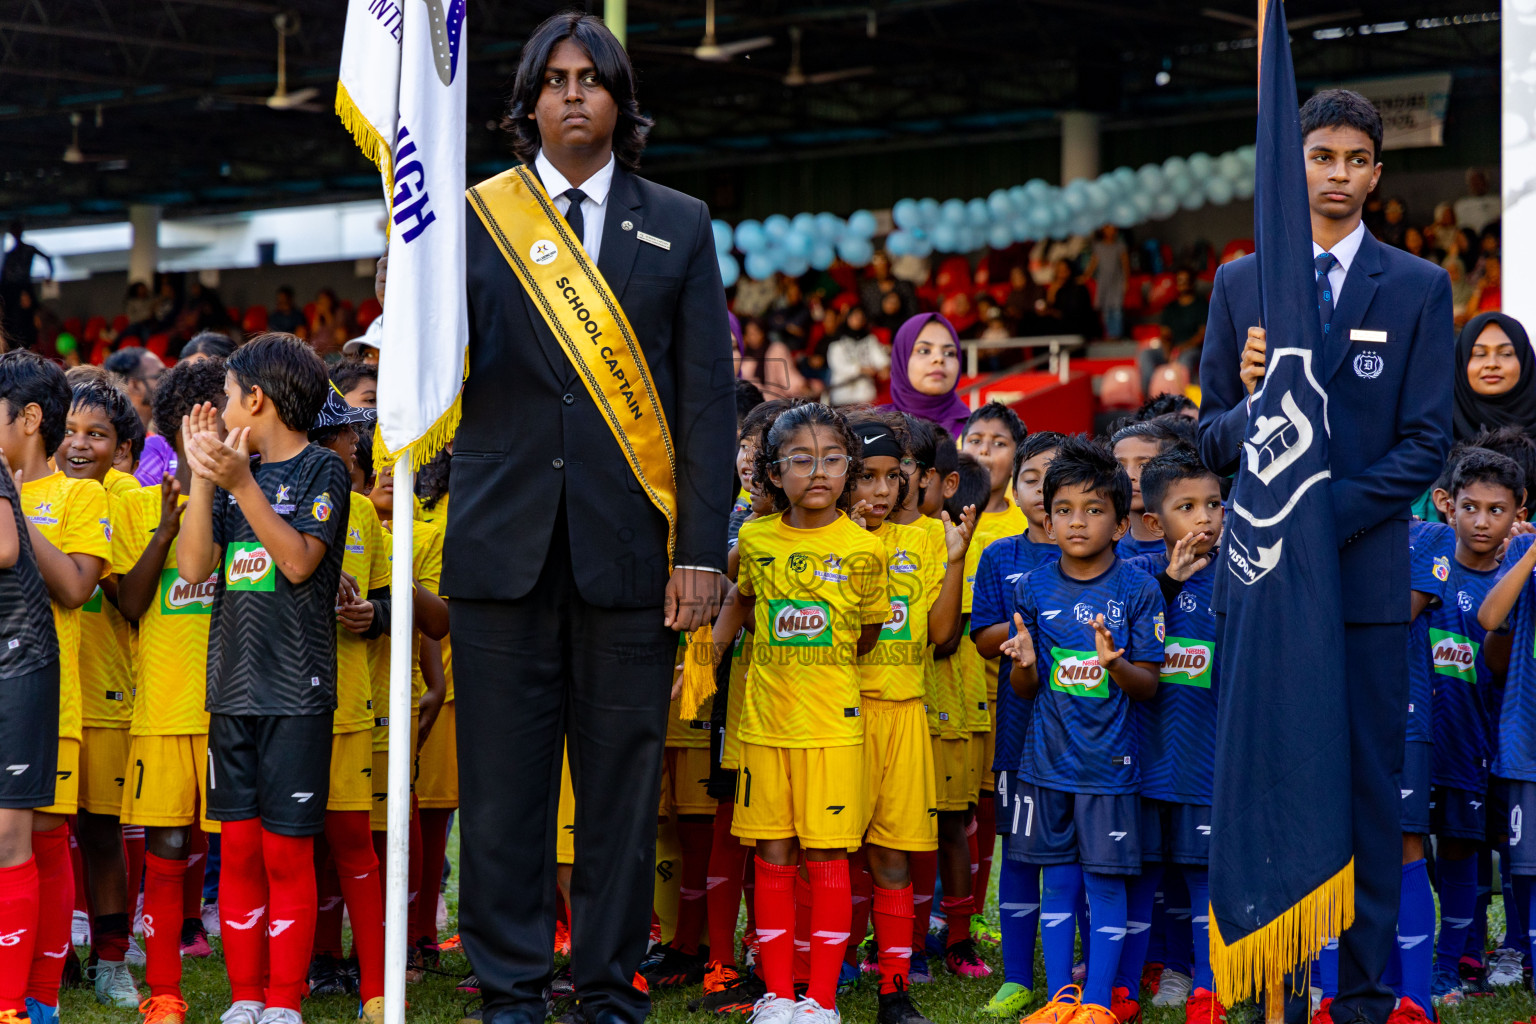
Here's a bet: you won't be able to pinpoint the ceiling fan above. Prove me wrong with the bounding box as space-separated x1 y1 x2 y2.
1201 6 1363 33
62 110 126 166
226 11 324 112
634 0 774 62
782 25 873 87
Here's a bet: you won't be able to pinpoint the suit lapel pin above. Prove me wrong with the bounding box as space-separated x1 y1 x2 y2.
621 220 634 231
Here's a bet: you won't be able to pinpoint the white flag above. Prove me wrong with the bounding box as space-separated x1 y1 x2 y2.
336 0 467 466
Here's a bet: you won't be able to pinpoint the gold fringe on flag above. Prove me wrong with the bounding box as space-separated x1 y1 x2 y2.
1211 857 1354 1022
371 386 463 472
678 625 718 720
334 80 396 203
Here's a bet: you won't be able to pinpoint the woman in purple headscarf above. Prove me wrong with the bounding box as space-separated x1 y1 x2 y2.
883 312 968 437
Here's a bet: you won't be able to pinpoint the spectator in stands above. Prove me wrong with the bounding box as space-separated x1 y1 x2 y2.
1453 312 1535 442
268 285 306 334
738 315 805 399
1086 224 1130 339
123 282 154 329
946 291 979 338
1454 227 1481 274
797 304 837 398
310 286 341 340
151 277 179 328
1423 201 1459 257
1042 258 1096 338
180 330 236 364
342 319 382 365
103 345 172 485
1466 253 1501 319
826 305 890 407
859 251 916 321
884 312 968 437
871 288 906 335
1445 254 1473 329
1402 227 1426 260
1141 268 1208 388
1004 264 1047 334
0 220 49 351
1376 197 1408 249
763 275 811 351
1455 167 1501 234
184 278 234 334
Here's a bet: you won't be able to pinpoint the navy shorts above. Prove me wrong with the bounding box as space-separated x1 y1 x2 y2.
1399 740 1431 836
1486 778 1510 846
0 661 60 809
1430 784 1487 843
208 712 335 836
1139 798 1211 865
996 769 1022 836
1505 779 1536 874
1005 779 1140 874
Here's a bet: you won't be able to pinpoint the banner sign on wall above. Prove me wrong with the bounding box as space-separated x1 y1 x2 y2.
1317 73 1452 150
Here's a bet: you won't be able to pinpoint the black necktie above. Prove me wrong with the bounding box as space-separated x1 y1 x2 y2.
562 188 588 244
1315 252 1339 336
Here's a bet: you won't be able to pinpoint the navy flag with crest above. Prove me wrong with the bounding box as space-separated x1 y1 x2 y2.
1208 0 1354 1011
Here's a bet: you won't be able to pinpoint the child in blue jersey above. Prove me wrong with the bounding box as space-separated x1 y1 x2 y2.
1112 444 1224 1024
1406 449 1523 1010
970 430 1062 1017
1000 435 1165 1024
1109 418 1195 560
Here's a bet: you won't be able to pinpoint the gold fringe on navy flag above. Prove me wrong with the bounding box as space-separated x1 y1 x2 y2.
1208 0 1355 1015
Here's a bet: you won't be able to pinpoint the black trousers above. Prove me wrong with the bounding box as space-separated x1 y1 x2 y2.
452 518 675 1024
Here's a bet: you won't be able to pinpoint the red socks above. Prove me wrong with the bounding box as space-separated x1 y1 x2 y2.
674 818 713 955
873 885 914 994
794 872 813 984
122 825 145 919
705 803 748 966
219 819 269 1004
326 811 384 1002
753 857 797 999
313 845 345 958
414 808 453 948
143 853 188 998
183 825 208 923
806 859 851 1009
92 911 129 963
219 819 318 1008
909 850 937 953
0 857 39 1012
848 852 873 963
941 895 972 951
974 793 996 920
26 823 74 1006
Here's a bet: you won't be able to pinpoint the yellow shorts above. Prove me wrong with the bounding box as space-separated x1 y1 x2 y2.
932 735 973 813
660 746 716 819
328 730 373 812
369 713 420 832
416 701 459 810
79 727 131 817
973 713 995 796
556 746 575 865
39 739 80 817
863 698 938 852
731 741 866 851
119 734 217 833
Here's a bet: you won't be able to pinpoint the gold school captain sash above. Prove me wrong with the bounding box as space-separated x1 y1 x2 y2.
467 165 715 714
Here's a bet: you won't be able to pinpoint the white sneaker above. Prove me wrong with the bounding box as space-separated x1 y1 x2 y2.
748 993 798 1024
256 1009 304 1024
221 1001 266 1024
94 958 141 1008
792 996 841 1024
1151 968 1194 1007
202 900 221 938
133 890 145 935
123 934 146 966
1487 946 1524 987
71 908 91 947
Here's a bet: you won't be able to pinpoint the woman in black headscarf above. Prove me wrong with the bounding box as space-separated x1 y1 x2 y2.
1454 311 1536 441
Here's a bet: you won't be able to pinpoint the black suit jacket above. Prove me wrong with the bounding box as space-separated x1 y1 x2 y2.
444 165 737 608
1197 229 1453 623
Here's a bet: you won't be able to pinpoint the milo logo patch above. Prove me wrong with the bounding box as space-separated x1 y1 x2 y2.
1161 638 1213 689
1429 628 1478 684
882 597 912 639
768 600 832 646
225 543 276 592
160 568 217 615
82 586 103 614
1049 648 1110 698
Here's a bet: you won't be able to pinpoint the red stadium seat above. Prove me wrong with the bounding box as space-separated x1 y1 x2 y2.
111 314 130 334
872 327 891 347
63 317 81 337
1123 274 1150 313
1149 362 1190 399
1100 365 1143 410
935 257 972 296
356 298 382 328
84 316 106 343
145 333 169 359
226 305 240 323
1221 238 1255 264
829 291 860 312
89 341 110 366
1145 273 1178 314
242 305 269 333
1131 324 1164 346
987 283 1011 306
829 265 857 293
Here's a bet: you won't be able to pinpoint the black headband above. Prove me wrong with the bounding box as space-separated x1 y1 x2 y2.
850 422 904 461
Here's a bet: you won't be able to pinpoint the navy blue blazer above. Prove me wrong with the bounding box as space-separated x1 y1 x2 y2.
1196 228 1453 624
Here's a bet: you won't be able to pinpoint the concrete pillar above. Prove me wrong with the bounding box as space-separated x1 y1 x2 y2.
128 204 160 286
1060 110 1101 185
605 0 626 46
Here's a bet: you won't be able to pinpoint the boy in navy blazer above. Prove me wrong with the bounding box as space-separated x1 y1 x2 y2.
1197 90 1453 1024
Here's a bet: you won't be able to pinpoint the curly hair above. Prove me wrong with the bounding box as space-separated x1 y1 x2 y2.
416 445 451 511
151 357 227 443
754 401 863 513
501 12 653 173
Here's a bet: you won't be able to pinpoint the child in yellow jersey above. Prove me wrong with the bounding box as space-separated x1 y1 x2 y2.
714 402 887 1024
845 415 974 1020
0 351 111 1023
56 377 146 1005
114 357 227 1024
309 393 391 1015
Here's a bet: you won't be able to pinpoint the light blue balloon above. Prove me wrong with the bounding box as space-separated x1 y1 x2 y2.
987 223 1014 250
892 199 922 231
735 219 766 254
1082 182 1110 215
1062 185 1089 216
744 250 777 280
1163 155 1189 180
763 214 791 241
1187 152 1214 178
1113 166 1139 196
810 243 836 272
885 230 915 257
718 253 740 288
1024 178 1051 198
1095 174 1123 201
919 197 941 227
1205 177 1234 205
1180 188 1206 211
838 237 874 267
966 198 991 228
1138 163 1166 194
1151 193 1179 219
1165 170 1194 198
1027 205 1056 233
782 230 814 260
931 223 960 252
988 189 1014 218
791 212 817 238
815 212 843 242
1008 185 1030 210
909 232 934 258
1131 191 1155 217
1110 202 1139 228
1011 217 1035 244
940 198 967 227
1233 174 1256 200
1217 152 1244 182
779 254 809 278
712 220 733 256
847 209 877 239
1236 144 1257 169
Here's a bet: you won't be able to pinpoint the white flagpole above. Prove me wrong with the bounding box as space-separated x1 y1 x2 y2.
384 455 416 1024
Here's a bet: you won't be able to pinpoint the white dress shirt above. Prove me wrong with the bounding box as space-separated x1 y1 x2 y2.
1313 218 1367 306
536 149 615 263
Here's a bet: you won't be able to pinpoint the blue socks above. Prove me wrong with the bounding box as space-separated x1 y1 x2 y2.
1435 854 1478 977
1115 867 1161 996
999 858 1041 987
1185 867 1213 993
1042 864 1084 996
1083 870 1128 1008
1395 858 1435 1011
1317 938 1339 999
1162 867 1193 976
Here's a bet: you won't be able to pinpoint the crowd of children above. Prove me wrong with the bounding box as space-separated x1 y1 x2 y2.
0 310 1534 1024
